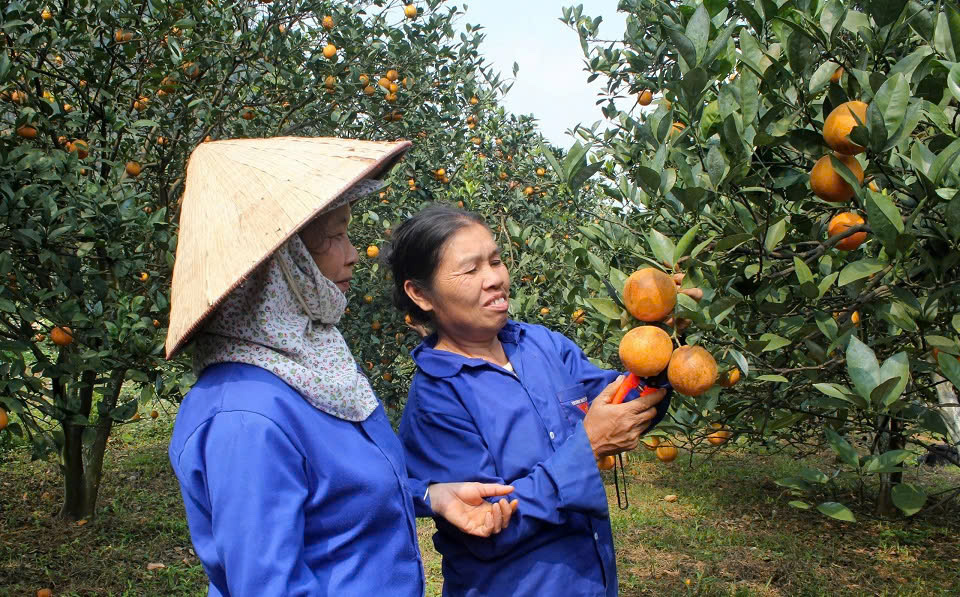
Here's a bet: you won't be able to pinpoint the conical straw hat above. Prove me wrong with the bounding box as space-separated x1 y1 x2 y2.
165 136 411 359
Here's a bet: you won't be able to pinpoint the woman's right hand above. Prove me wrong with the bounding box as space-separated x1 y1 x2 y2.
582 376 667 458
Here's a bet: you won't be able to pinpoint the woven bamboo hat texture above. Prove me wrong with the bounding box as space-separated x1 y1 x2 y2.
165 136 411 359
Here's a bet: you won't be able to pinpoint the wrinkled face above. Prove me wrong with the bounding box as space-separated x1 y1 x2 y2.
411 223 511 341
299 204 359 294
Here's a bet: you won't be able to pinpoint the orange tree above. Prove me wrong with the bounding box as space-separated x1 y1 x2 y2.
0 0 525 520
559 0 960 519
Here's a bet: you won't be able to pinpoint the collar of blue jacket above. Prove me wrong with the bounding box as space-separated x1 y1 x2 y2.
410 319 523 377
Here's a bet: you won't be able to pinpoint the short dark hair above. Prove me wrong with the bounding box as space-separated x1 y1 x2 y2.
385 204 487 322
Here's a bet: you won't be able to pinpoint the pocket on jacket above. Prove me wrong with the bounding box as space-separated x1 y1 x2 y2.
556 383 588 428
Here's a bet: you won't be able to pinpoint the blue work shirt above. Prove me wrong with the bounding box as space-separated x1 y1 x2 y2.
398 320 670 597
169 363 430 597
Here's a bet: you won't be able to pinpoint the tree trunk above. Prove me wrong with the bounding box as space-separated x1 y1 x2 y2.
875 418 905 517
933 372 960 447
59 369 125 521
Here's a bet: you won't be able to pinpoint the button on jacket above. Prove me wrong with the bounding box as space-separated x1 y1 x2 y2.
169 363 430 597
398 320 671 597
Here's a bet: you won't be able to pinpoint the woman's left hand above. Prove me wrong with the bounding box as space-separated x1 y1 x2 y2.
429 483 519 537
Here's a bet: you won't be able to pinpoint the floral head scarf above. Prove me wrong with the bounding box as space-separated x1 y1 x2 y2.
192 183 381 422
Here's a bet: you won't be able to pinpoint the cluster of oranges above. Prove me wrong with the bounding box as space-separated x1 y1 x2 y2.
811 97 870 252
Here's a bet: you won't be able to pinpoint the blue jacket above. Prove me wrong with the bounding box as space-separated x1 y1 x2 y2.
169 363 430 597
398 320 670 597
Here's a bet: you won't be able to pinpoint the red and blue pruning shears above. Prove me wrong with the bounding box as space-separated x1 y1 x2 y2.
597 372 671 509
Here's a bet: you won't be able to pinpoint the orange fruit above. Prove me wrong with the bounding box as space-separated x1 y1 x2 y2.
638 90 652 106
597 455 615 470
114 29 125 43
827 212 867 250
150 410 159 419
718 367 740 388
363 84 375 96
655 444 678 463
823 100 868 155
16 125 38 139
241 108 255 120
63 103 73 112
324 75 336 89
623 268 677 322
382 372 393 382
540 307 550 315
125 161 141 177
36 589 53 597
669 121 685 137
851 311 860 326
41 8 52 20
536 167 546 177
322 15 334 29
523 186 534 196
371 320 381 331
51 326 73 346
572 309 585 324
619 325 674 377
367 245 379 258
831 66 844 84
323 44 337 59
404 3 417 18
153 319 160 327
364 295 373 304
386 69 399 82
68 139 89 158
385 92 398 103
139 272 149 282
707 424 732 445
667 345 718 396
868 179 880 192
810 153 864 202
0 408 8 431
642 436 661 451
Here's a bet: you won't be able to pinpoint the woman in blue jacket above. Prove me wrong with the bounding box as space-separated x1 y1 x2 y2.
386 204 673 596
164 138 517 597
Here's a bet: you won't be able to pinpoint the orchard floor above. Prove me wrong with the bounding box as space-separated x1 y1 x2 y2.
1 409 958 597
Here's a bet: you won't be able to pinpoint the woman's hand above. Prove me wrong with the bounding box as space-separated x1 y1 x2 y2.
429 482 519 537
583 376 667 458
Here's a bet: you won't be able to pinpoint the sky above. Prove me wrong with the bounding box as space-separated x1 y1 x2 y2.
454 1 629 149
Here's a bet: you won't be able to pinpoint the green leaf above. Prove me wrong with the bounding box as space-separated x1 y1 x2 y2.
938 352 960 391
877 352 910 406
800 467 829 484
715 233 753 252
866 0 907 28
891 483 926 517
865 191 903 253
706 145 726 188
759 333 791 352
871 73 910 140
838 258 884 286
685 3 711 64
824 427 860 467
817 501 856 522
794 257 814 284
814 311 839 340
946 198 960 240
846 336 882 400
929 138 960 185
674 224 700 263
646 229 677 267
668 29 697 71
864 449 911 473
785 27 816 74
569 161 604 193
935 11 958 61
764 219 787 252
756 374 789 382
776 477 812 492
587 298 623 321
540 143 564 180
811 61 841 93
788 500 812 510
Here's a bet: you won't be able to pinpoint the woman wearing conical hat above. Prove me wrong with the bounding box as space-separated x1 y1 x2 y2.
165 137 517 597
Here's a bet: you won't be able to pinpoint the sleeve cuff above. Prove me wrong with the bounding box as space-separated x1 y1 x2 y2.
408 478 434 518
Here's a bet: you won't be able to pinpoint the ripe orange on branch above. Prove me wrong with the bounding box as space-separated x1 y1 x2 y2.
51 326 73 346
810 153 863 202
827 212 867 251
638 90 652 106
623 268 677 322
667 345 718 396
823 100 868 155
0 408 8 431
16 125 38 139
718 367 740 387
404 4 417 18
655 443 678 463
619 325 674 377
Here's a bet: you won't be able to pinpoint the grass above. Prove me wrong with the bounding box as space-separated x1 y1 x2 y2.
2 409 958 596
